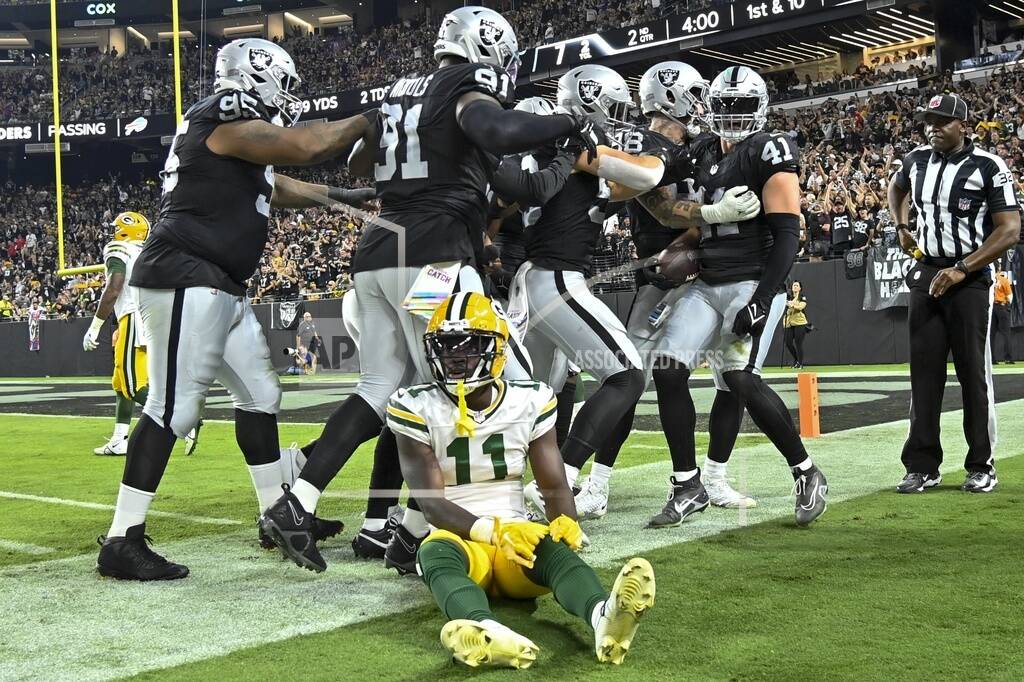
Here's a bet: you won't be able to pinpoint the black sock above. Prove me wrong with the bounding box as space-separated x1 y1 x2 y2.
299 394 383 490
562 369 644 470
652 362 697 473
365 428 404 520
722 370 808 467
300 439 318 459
234 409 280 466
121 414 177 492
555 376 577 449
594 405 635 468
707 389 743 464
408 496 421 512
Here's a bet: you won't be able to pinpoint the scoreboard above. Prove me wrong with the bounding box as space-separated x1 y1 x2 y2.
522 0 867 78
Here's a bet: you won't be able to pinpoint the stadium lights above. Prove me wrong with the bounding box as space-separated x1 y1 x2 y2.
759 47 809 62
831 34 872 48
843 33 878 47
782 43 830 58
883 8 934 28
747 49 795 64
157 31 195 39
855 29 908 46
283 12 313 32
873 16 930 38
877 11 934 34
770 45 825 61
991 4 1024 18
224 24 263 36
126 26 148 42
1004 1 1024 15
901 13 936 29
728 48 787 66
868 21 922 41
800 41 837 55
693 48 772 69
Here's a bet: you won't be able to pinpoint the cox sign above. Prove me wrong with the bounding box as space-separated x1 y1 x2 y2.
86 3 116 15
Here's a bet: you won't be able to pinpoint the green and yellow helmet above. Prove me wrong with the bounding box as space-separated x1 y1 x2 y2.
424 292 510 394
111 211 150 243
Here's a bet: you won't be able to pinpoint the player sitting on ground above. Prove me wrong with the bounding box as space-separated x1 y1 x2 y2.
388 292 655 669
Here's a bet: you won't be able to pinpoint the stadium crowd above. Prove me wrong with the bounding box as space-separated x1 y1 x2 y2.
3 5 1024 320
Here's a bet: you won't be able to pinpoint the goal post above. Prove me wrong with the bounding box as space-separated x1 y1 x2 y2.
53 0 185 277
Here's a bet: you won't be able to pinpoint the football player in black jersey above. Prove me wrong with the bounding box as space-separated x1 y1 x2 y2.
645 66 828 528
510 64 681 521
584 61 763 520
259 6 602 574
96 38 378 581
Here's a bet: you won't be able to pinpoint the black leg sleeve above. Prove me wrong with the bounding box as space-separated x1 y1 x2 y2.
299 394 383 490
722 370 808 468
121 414 177 493
652 362 697 472
555 375 578 450
365 428 404 520
235 409 281 466
561 369 644 470
707 389 743 465
594 404 636 468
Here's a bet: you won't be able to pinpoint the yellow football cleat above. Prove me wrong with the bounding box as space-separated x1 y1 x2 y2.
595 557 656 664
440 619 539 669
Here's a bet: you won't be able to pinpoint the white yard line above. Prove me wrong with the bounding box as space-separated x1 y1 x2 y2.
0 491 242 526
1 400 1022 682
0 539 56 555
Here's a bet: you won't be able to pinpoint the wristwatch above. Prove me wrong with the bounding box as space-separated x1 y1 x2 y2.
954 260 970 275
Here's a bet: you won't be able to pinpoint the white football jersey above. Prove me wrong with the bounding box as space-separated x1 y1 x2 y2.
387 379 558 521
103 239 143 320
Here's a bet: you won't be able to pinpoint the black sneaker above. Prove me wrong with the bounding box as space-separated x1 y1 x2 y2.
258 484 325 572
384 523 423 576
96 523 189 581
896 472 941 494
793 464 828 527
259 515 344 550
352 513 400 559
646 475 710 529
962 470 998 493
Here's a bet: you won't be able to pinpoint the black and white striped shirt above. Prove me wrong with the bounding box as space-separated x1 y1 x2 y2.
894 141 1019 258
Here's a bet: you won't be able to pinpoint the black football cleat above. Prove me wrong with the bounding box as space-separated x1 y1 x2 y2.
896 472 941 494
258 484 326 572
647 475 710 528
384 523 423 576
96 523 189 581
793 465 828 527
352 514 400 559
258 515 344 550
962 470 998 493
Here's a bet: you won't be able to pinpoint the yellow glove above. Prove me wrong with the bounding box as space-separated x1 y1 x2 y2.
471 518 547 568
548 514 586 552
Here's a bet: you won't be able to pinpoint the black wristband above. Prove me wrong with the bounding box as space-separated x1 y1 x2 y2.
954 259 970 275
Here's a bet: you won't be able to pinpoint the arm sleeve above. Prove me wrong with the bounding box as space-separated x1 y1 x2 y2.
491 151 574 207
529 385 559 441
984 154 1020 213
385 390 432 445
458 100 577 156
753 212 801 303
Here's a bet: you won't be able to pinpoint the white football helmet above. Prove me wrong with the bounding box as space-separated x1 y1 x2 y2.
514 97 556 115
434 6 520 80
556 64 634 129
639 61 708 124
214 38 302 126
705 66 769 142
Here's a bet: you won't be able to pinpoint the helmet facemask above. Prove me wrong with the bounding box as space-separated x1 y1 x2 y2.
424 327 506 396
706 91 767 141
243 65 302 126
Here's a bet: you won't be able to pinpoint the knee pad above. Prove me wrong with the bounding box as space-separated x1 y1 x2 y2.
607 367 646 403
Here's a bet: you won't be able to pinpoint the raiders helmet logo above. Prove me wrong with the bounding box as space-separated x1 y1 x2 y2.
578 79 603 105
710 164 719 175
478 18 504 46
249 48 273 72
657 69 679 88
279 300 300 327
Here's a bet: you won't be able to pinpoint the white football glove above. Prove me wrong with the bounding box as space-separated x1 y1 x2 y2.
82 316 104 351
700 185 761 225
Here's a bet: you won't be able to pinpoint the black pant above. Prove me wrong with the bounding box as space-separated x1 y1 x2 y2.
784 325 806 366
902 264 995 476
991 303 1013 362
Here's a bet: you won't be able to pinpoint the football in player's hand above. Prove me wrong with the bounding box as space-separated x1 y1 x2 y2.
646 229 700 287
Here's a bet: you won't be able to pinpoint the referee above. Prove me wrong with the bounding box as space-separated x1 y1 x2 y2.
889 93 1021 494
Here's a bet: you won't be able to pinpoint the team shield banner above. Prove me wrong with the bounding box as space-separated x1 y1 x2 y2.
863 245 915 310
272 300 304 330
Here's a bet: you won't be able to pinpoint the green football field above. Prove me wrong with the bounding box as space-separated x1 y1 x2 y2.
1 366 1022 681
